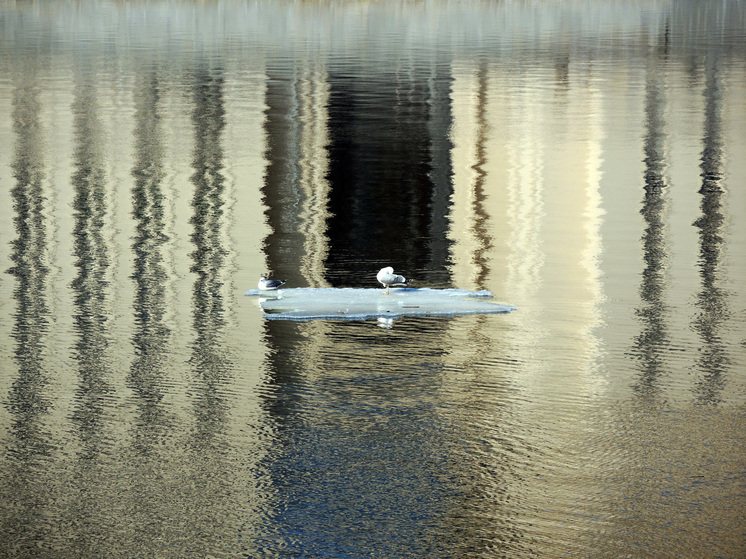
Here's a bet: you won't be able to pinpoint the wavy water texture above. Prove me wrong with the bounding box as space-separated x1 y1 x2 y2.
0 1 745 558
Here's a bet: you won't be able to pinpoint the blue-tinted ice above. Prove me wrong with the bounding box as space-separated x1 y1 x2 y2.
244 287 516 321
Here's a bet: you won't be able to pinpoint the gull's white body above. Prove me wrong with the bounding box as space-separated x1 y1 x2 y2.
377 267 406 294
258 276 286 291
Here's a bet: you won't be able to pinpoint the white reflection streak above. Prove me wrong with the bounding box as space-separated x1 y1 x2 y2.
506 78 544 309
582 83 606 356
448 62 482 289
297 62 331 288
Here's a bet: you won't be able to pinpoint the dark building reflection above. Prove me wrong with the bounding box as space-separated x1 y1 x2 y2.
425 56 456 286
692 53 730 405
631 39 670 399
2 62 53 553
70 64 114 461
262 60 308 285
129 70 172 450
262 56 454 287
324 59 454 286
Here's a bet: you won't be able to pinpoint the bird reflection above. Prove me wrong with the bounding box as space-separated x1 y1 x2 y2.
632 48 670 399
692 54 730 405
129 71 172 450
70 68 114 460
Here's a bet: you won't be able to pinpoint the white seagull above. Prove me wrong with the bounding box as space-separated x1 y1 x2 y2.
258 275 286 291
377 266 407 295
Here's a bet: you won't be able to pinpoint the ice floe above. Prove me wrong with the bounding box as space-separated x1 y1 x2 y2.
244 287 516 322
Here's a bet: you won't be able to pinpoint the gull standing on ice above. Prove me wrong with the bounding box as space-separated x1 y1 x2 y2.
377 267 407 295
258 276 286 291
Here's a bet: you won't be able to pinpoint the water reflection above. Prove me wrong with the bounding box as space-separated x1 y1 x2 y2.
0 1 745 557
262 58 333 287
263 55 454 287
297 63 332 287
70 59 114 461
631 45 671 399
439 316 529 557
130 69 171 447
189 65 230 447
186 66 239 555
467 63 492 289
448 61 492 290
124 67 180 555
262 59 309 284
324 58 453 285
257 320 465 556
425 58 454 286
505 71 545 310
2 60 53 555
66 56 121 554
692 52 730 405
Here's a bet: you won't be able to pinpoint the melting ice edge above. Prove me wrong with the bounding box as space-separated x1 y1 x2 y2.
245 287 516 321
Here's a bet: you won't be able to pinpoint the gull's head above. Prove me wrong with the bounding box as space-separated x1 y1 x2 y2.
377 267 394 283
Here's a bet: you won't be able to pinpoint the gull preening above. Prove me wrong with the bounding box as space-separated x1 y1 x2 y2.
377 266 407 295
258 275 286 291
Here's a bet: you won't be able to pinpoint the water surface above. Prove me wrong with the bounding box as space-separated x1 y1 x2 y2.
1 1 745 557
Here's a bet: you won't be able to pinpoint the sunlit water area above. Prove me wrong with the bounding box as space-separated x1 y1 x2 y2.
1 0 745 557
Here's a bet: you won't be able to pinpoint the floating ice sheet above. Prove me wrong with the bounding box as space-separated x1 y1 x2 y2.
244 287 516 321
